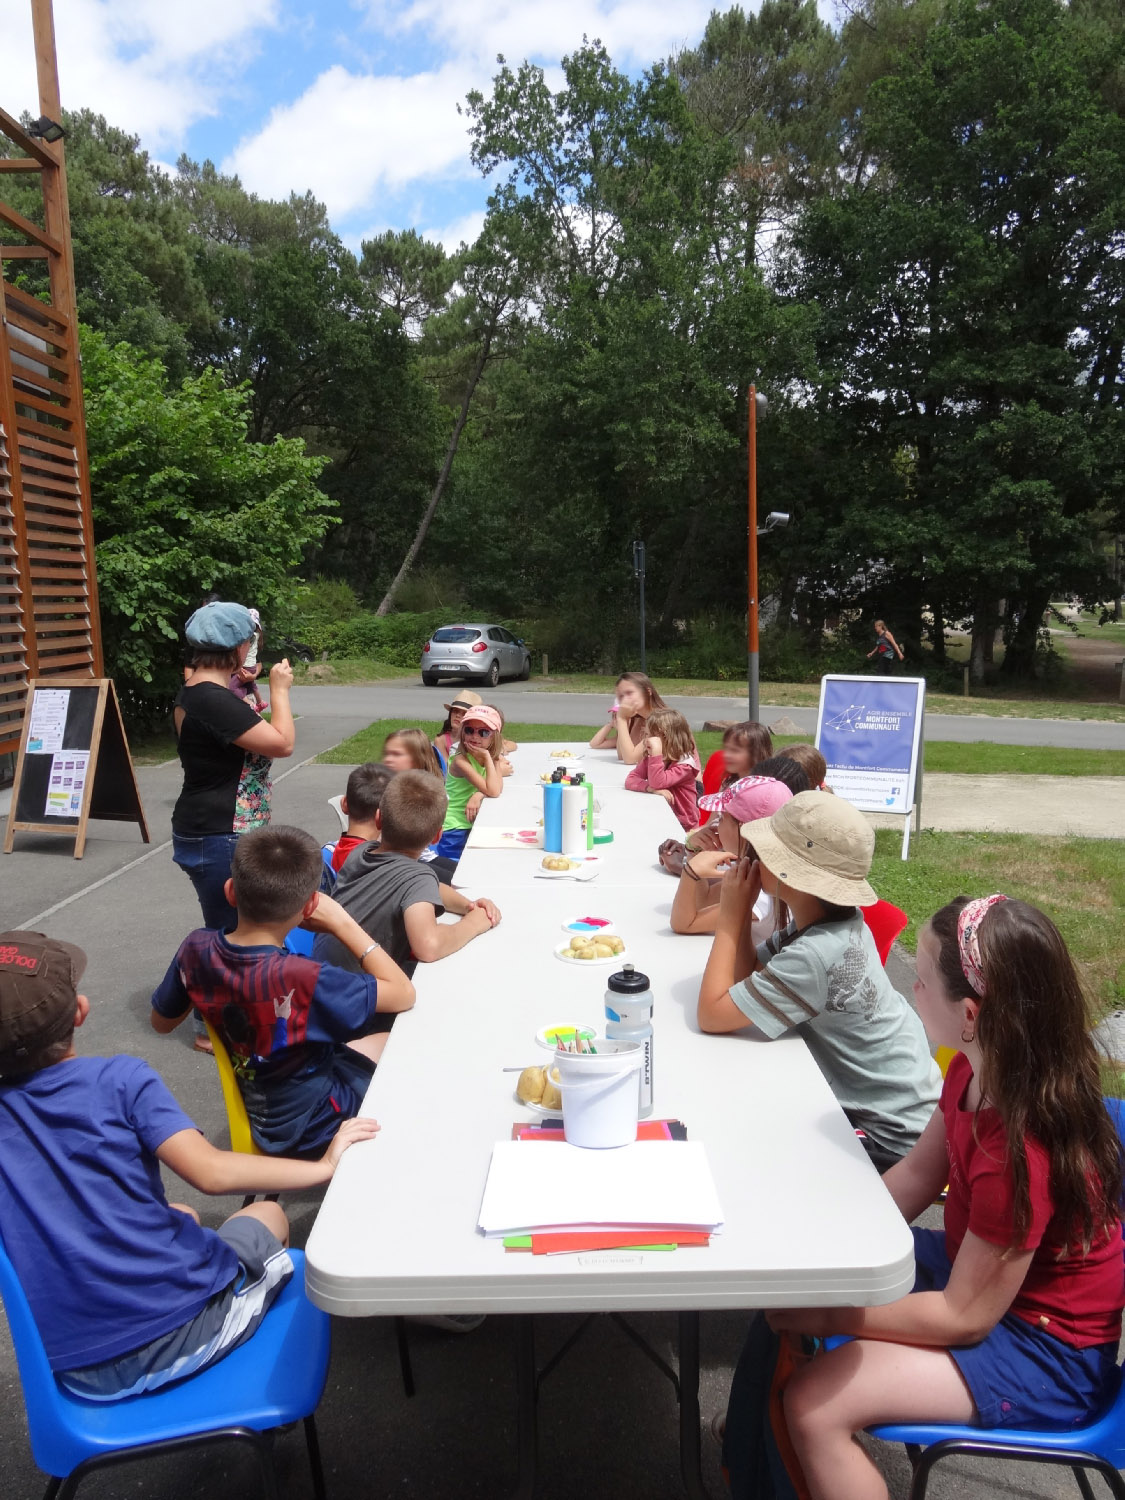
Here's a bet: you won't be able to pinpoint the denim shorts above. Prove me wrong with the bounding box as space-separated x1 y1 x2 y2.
912 1227 1121 1429
59 1216 292 1401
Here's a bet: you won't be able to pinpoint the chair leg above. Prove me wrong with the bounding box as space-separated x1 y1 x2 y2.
395 1315 416 1397
41 1480 62 1500
245 1429 281 1500
1072 1467 1099 1500
52 1428 283 1500
304 1414 327 1500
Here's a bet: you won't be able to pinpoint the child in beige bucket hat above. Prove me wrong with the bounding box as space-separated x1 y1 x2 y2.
697 792 939 1170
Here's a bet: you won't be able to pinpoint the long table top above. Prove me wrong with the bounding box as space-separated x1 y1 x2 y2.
305 743 915 1318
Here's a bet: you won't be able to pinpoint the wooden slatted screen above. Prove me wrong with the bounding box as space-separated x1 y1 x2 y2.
0 73 102 760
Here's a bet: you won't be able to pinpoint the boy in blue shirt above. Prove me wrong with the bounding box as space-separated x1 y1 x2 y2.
0 929 377 1400
152 825 415 1155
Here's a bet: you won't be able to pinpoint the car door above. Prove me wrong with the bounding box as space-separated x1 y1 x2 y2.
486 627 506 678
496 627 517 676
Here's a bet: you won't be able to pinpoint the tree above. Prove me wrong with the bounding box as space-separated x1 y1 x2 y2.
82 329 335 724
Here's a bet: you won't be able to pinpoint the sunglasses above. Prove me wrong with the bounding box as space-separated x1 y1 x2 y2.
462 725 493 737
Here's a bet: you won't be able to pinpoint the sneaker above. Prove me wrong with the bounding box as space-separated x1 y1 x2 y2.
409 1313 486 1334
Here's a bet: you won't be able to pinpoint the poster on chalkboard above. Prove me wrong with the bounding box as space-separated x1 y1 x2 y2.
4 679 149 858
814 674 926 860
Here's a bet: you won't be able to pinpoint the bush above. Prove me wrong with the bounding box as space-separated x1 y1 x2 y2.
273 579 362 656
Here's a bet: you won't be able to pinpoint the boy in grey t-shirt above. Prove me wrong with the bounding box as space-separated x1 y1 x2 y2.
314 770 501 979
697 792 939 1168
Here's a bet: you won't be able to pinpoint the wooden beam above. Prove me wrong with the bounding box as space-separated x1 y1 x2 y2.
0 200 62 254
0 108 54 168
0 245 50 260
0 159 43 173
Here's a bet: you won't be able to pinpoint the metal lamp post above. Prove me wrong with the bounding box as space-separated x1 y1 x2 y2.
747 386 768 720
632 539 647 674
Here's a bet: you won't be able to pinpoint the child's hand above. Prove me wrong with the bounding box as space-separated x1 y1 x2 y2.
649 788 674 805
687 850 737 881
269 658 294 691
299 892 348 934
646 736 662 757
718 857 761 924
686 825 722 854
465 792 484 823
468 897 502 928
322 1116 381 1172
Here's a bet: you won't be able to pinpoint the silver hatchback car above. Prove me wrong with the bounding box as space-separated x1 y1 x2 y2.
421 623 531 687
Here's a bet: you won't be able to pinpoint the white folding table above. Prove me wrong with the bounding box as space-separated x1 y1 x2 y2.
305 743 915 1496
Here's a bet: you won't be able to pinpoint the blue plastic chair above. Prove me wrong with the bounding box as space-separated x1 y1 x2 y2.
0 1237 331 1500
835 1098 1125 1499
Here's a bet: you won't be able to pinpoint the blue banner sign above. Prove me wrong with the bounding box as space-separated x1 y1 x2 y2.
815 675 926 815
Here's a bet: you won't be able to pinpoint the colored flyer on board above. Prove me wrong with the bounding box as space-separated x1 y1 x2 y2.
815 676 925 815
44 750 90 817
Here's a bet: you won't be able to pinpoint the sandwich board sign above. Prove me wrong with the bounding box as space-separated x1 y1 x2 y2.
3 678 150 860
814 675 926 859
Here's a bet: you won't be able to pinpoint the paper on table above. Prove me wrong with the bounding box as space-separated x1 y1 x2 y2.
477 1139 724 1238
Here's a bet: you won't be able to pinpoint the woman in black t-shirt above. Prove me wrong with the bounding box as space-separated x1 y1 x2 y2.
172 602 296 949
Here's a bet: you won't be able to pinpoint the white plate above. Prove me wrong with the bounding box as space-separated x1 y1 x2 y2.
554 938 629 966
546 750 584 763
534 857 601 881
560 915 616 936
513 1092 564 1118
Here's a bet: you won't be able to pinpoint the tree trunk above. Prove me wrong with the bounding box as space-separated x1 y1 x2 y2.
1000 586 1051 680
968 593 991 686
929 596 946 662
375 330 493 617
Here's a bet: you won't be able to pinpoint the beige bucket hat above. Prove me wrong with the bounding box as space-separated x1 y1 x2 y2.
740 791 878 907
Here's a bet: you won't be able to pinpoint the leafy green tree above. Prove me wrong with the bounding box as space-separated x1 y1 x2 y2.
82 328 334 724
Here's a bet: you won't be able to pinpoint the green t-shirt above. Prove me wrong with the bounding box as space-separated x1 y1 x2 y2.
729 911 940 1157
443 749 485 832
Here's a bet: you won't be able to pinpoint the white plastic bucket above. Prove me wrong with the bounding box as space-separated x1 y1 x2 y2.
553 1039 642 1149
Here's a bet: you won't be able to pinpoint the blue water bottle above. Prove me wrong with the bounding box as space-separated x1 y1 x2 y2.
543 771 564 852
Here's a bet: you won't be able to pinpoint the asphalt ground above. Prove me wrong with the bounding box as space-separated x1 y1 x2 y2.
297 680 1125 750
0 688 1114 1499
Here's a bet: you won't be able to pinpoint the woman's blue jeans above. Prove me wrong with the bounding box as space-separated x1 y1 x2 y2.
172 833 241 930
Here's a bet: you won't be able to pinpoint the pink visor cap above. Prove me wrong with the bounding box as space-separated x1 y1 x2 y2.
461 705 503 734
698 775 794 823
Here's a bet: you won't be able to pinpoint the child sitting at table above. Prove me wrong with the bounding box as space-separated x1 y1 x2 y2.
151 826 415 1156
777 741 830 792
436 705 505 862
330 762 395 875
624 707 700 831
315 770 501 979
0 928 377 1401
670 776 794 937
697 792 939 1170
766 895 1125 1500
659 721 777 877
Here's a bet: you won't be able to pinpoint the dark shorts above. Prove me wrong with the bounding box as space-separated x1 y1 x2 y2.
246 1046 376 1156
912 1227 1120 1429
59 1216 292 1401
434 827 469 862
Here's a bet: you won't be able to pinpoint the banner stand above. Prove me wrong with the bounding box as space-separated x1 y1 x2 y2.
814 675 927 862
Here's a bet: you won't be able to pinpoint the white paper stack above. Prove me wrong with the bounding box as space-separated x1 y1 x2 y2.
477 1140 725 1239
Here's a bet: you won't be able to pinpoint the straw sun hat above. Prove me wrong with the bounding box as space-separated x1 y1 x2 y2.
740 791 877 907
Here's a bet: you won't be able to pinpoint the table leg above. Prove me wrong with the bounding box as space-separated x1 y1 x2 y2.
511 1315 538 1500
678 1311 708 1500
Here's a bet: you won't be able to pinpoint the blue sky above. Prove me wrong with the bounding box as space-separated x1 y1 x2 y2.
1 0 751 253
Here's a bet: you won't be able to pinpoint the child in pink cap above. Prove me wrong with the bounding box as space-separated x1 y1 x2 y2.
670 776 794 937
435 705 504 862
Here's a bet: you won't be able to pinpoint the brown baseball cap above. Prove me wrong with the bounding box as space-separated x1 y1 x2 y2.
0 931 87 1071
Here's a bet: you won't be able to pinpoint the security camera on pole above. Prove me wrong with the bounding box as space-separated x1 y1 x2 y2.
746 386 788 722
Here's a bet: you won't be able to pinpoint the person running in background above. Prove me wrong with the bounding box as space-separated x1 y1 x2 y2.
867 620 904 674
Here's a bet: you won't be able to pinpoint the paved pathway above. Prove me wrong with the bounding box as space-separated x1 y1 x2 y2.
292 681 1125 750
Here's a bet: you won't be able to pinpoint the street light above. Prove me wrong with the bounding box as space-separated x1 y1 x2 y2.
747 385 771 721
632 538 646 674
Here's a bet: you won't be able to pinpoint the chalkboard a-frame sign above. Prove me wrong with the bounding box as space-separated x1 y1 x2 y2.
3 679 151 859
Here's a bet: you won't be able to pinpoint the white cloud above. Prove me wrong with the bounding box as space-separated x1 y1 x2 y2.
368 0 714 70
420 208 486 251
0 0 279 147
222 62 478 218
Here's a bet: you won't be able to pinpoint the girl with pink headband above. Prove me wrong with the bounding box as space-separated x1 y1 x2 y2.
435 705 504 863
764 895 1124 1500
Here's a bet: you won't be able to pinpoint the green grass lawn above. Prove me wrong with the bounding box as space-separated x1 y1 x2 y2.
318 717 1125 778
1052 608 1125 646
870 829 1123 1011
129 731 178 765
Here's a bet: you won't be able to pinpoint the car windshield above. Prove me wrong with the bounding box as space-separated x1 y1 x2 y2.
432 627 481 643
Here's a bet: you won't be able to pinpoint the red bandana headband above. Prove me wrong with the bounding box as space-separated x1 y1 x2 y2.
956 893 1009 997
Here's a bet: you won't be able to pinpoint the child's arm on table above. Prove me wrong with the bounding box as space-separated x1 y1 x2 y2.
769 1232 1034 1348
438 884 501 925
670 851 730 934
453 750 503 797
697 859 763 1032
404 898 497 961
589 716 617 749
158 1115 380 1196
624 761 648 792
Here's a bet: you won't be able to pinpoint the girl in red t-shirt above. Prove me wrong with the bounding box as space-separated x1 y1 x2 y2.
767 894 1124 1500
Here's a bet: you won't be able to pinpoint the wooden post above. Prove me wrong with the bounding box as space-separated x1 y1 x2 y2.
963 665 970 698
541 653 548 677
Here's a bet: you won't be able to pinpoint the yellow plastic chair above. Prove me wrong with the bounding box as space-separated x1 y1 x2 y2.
934 1046 956 1078
202 1021 417 1395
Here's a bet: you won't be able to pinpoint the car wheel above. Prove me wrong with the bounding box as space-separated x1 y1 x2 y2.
519 654 531 680
422 672 439 686
487 658 501 687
